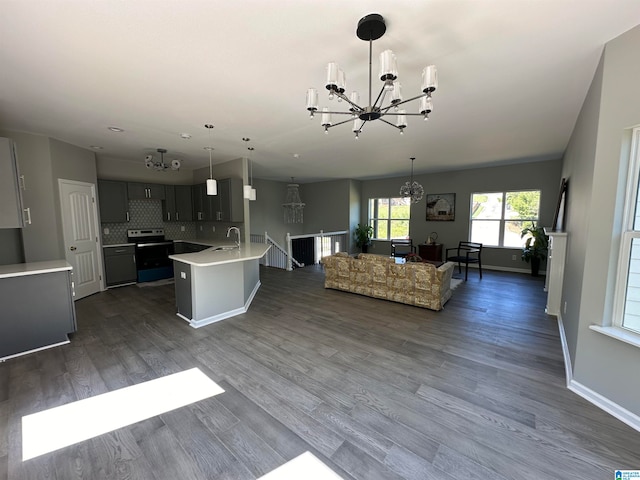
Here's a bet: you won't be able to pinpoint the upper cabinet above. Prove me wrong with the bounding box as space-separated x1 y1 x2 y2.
215 178 244 223
163 185 193 222
98 180 129 223
193 178 243 223
127 182 165 200
0 137 27 228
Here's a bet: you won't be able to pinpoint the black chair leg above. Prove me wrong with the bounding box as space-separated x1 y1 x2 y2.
479 259 483 279
464 262 468 281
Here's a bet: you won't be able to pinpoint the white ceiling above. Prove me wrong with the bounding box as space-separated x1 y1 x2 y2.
1 1 639 183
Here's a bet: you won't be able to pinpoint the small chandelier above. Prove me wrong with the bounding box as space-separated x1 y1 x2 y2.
283 178 305 224
306 13 438 138
400 157 424 204
144 148 181 171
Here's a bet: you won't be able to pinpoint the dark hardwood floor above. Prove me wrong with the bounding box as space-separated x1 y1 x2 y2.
1 266 640 479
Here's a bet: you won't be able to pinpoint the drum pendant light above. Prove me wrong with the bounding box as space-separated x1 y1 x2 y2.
204 124 216 196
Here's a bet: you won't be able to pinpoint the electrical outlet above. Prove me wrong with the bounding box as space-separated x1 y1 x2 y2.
512 254 517 261
200 226 203 231
181 226 185 232
103 227 109 235
212 226 215 232
563 301 567 314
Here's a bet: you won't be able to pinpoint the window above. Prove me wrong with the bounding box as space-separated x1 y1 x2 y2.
613 128 640 336
470 190 541 247
369 197 410 240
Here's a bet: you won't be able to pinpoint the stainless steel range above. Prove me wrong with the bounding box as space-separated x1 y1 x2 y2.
127 228 174 283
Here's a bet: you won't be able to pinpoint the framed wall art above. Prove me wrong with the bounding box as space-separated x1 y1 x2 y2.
426 193 455 221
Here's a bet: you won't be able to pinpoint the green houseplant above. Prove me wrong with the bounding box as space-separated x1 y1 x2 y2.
520 224 549 276
354 223 374 253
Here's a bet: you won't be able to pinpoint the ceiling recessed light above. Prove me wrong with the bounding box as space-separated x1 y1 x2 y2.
89 145 104 150
180 133 192 139
108 126 124 133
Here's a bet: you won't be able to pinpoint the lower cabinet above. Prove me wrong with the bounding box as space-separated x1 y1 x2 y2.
103 245 137 287
0 268 76 360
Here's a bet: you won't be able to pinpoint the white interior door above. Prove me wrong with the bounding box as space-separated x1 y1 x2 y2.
59 179 103 300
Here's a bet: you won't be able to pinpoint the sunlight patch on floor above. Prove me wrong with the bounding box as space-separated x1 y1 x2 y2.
259 452 344 480
22 368 224 461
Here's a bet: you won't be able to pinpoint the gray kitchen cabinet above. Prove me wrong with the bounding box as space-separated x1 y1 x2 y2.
175 185 194 221
214 178 244 222
0 265 76 360
0 137 27 228
192 183 213 221
103 245 136 287
98 180 129 223
164 185 193 222
127 182 165 200
163 185 176 221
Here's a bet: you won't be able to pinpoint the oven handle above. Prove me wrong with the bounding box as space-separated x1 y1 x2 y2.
136 241 174 248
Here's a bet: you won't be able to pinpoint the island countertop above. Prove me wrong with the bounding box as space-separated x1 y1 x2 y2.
169 243 270 267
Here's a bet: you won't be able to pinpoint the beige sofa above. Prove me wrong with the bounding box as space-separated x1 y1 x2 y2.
322 252 455 311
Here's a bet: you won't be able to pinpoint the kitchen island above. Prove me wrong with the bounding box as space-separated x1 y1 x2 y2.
169 243 270 328
0 260 76 361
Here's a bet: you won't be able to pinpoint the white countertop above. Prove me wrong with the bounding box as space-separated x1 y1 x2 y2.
169 243 270 267
172 238 222 247
0 260 72 279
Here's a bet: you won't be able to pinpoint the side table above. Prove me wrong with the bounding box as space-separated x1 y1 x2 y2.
418 243 443 262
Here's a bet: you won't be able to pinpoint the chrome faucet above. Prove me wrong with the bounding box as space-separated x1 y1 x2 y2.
227 226 241 249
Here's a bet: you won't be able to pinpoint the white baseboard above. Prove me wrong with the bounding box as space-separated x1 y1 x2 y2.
568 380 640 432
452 263 535 275
557 313 640 432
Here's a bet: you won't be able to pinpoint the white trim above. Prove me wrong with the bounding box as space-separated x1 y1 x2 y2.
182 280 262 329
557 315 640 432
612 127 640 331
0 339 69 362
589 324 640 349
556 313 573 387
568 380 640 433
58 178 106 294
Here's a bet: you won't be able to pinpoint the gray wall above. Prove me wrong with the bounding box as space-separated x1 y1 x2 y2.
249 178 305 247
50 138 99 258
361 160 562 268
561 24 640 416
0 131 99 263
97 155 194 184
0 229 24 265
302 179 351 234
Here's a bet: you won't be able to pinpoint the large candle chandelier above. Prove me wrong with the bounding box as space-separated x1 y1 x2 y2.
306 13 438 138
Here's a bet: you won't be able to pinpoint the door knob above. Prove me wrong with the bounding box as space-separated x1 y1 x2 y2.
70 246 77 251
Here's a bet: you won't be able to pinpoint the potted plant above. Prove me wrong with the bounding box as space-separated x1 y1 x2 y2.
521 223 549 276
354 223 374 253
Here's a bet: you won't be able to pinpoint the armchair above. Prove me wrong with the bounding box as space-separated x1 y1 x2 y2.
391 238 416 258
446 241 483 280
